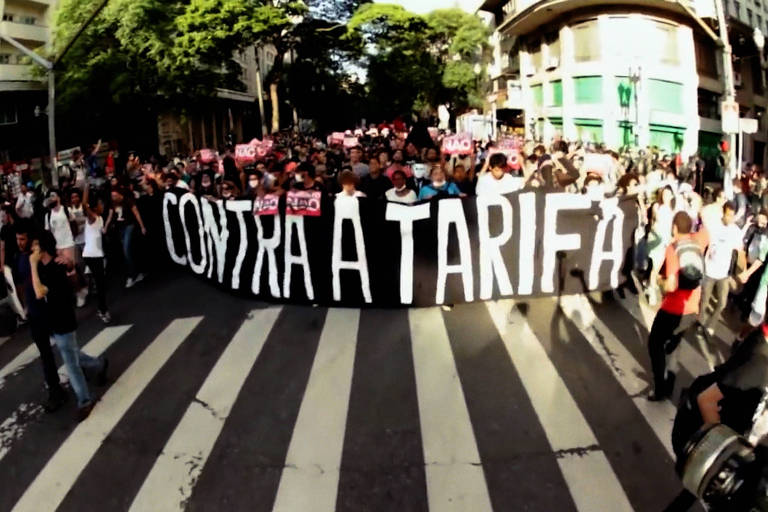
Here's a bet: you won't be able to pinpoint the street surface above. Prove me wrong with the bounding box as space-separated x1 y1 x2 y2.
0 270 727 511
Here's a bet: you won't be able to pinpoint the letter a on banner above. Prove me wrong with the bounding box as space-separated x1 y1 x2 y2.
332 196 372 303
253 215 281 298
436 198 474 304
589 198 625 290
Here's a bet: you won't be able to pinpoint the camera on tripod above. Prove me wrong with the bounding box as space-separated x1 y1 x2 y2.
679 424 768 511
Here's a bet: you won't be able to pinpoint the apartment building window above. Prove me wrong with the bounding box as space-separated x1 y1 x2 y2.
0 106 17 126
572 20 600 62
0 54 11 64
759 14 764 27
695 35 719 78
20 16 36 25
656 22 679 65
736 1 741 15
1 13 14 22
748 8 754 24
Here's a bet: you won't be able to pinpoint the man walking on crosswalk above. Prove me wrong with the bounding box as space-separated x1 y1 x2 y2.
647 212 709 401
29 230 108 421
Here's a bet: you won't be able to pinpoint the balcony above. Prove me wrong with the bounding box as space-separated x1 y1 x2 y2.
0 63 34 81
494 0 701 36
0 21 48 45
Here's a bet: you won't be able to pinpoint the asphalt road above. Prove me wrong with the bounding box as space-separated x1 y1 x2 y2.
0 269 728 511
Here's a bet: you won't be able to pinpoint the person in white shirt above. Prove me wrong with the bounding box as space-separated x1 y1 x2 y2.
43 191 75 264
700 201 745 338
476 153 524 195
69 189 89 307
385 169 417 204
82 185 110 323
15 183 34 219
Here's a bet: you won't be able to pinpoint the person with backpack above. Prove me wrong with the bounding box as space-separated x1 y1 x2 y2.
698 201 745 343
647 211 709 401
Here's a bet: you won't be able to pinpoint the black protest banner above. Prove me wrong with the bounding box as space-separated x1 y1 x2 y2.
162 190 639 307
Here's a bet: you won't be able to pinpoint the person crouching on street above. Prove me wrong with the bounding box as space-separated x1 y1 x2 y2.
29 230 108 421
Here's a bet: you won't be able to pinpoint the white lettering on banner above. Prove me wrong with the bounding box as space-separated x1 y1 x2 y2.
179 194 207 275
253 215 282 298
385 202 431 304
284 215 315 300
477 194 514 299
202 200 228 283
332 196 372 303
589 198 625 290
225 200 252 290
163 193 187 266
517 193 536 295
436 199 474 304
541 194 592 293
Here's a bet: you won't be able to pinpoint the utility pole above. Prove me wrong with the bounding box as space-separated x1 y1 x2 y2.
715 0 738 195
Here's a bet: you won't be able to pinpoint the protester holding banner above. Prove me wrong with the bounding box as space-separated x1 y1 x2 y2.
417 165 462 200
360 158 392 200
476 153 524 195
385 170 417 204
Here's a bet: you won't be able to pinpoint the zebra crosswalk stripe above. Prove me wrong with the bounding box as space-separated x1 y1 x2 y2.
12 317 202 512
559 294 676 457
0 325 131 463
487 299 634 512
0 344 40 390
272 308 360 512
128 309 281 512
409 307 493 512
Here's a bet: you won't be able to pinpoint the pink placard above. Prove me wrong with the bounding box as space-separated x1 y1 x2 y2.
343 137 359 149
235 144 256 164
253 193 279 216
331 132 345 143
442 134 472 155
199 149 216 164
286 190 322 216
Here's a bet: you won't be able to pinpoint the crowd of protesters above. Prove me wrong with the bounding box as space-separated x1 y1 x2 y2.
6 119 768 466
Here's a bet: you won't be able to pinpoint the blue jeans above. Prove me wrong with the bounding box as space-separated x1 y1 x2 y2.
119 224 136 278
51 331 101 407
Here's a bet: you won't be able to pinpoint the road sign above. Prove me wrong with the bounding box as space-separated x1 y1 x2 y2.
740 117 759 134
722 100 740 134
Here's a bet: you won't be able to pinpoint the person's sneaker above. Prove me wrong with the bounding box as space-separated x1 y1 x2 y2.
76 401 95 422
96 358 109 387
42 389 68 413
125 277 135 289
134 273 146 284
98 311 112 324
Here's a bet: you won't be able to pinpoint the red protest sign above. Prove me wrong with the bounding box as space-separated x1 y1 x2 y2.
286 190 322 216
442 134 472 155
253 193 279 216
235 144 256 164
199 149 216 164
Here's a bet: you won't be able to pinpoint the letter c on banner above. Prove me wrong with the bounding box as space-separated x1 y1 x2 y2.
179 193 207 275
163 193 187 266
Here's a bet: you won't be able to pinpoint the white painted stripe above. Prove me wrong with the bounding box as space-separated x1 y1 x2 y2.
559 294 676 457
616 294 711 377
12 317 202 512
487 300 634 512
129 309 281 512
272 309 360 512
0 325 132 462
0 344 39 389
408 308 492 512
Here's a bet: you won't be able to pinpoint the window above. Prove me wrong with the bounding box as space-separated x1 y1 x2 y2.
1 13 14 22
549 80 563 106
695 35 719 78
648 79 684 114
759 14 763 26
736 1 742 15
656 22 679 65
20 16 36 25
531 84 543 106
0 54 10 64
748 8 754 24
572 20 600 62
0 105 18 126
574 76 603 103
545 33 560 68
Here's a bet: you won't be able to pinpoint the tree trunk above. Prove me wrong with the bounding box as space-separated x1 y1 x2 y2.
254 49 268 138
270 80 280 134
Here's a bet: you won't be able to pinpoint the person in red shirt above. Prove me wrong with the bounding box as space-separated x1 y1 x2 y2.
648 212 710 401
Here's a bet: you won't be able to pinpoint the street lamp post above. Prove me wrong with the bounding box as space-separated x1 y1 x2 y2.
628 66 641 148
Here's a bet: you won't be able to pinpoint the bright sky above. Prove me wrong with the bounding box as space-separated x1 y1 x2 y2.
378 0 482 14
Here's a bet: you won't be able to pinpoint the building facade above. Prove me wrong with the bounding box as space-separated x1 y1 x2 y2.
479 0 768 168
0 0 55 162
